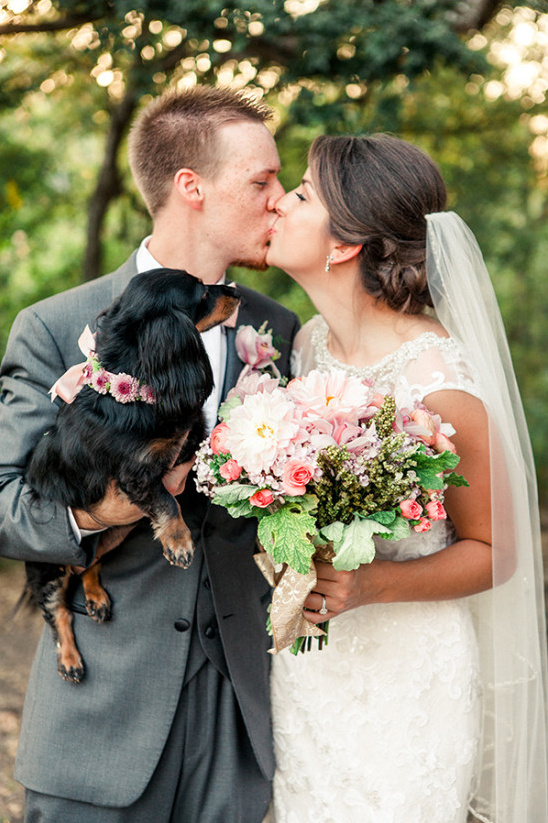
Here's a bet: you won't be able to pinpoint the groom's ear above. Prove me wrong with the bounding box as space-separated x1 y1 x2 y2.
331 243 363 266
174 168 204 210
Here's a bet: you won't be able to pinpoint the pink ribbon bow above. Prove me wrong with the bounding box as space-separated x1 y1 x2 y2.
49 325 97 404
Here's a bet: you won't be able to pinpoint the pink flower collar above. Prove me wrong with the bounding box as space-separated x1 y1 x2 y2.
49 325 155 405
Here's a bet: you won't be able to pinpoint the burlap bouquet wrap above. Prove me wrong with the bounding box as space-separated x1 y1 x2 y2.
254 541 335 654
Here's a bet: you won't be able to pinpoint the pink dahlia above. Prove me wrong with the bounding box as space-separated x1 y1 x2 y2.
224 389 302 475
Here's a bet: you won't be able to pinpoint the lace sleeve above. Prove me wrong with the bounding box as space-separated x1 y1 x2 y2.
290 316 322 378
398 337 482 406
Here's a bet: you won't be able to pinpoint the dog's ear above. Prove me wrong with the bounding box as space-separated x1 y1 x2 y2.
137 310 214 419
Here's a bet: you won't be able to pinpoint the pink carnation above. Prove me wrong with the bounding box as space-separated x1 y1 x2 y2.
425 501 447 521
109 373 139 403
414 517 432 533
250 489 274 508
400 500 423 520
282 459 315 496
219 459 242 481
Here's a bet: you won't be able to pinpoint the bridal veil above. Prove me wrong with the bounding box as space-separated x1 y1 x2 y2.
426 212 548 822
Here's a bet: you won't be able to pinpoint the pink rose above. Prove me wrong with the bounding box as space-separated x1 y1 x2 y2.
235 325 278 370
425 501 447 521
414 517 432 533
433 432 457 454
210 423 230 455
410 408 437 446
282 459 315 496
249 489 274 508
219 459 242 481
400 500 423 520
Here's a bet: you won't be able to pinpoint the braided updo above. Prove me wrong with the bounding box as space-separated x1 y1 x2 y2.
308 134 447 314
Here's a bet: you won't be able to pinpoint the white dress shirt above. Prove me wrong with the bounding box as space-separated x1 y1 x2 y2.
136 237 227 435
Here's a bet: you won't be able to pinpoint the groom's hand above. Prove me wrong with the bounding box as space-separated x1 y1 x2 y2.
72 458 195 531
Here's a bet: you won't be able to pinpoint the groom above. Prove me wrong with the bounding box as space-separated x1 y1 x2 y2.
0 86 299 822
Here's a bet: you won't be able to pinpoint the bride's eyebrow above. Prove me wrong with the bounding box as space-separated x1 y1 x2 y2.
301 177 313 190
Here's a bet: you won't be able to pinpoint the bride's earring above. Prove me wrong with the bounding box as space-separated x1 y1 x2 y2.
325 254 333 272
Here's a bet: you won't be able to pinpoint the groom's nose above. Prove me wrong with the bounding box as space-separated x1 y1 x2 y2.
267 179 286 211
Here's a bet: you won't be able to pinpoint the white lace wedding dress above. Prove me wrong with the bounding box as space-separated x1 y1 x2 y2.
271 315 483 823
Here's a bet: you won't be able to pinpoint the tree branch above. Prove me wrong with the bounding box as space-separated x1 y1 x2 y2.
0 13 105 36
447 0 504 34
84 88 138 281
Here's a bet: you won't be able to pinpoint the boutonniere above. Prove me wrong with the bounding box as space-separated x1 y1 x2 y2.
235 322 282 379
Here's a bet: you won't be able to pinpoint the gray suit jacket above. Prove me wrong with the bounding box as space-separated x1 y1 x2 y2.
0 255 300 806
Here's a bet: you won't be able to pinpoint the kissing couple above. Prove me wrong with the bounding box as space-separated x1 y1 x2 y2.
1 85 546 823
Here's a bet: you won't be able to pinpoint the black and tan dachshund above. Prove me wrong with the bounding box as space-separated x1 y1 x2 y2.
24 268 240 683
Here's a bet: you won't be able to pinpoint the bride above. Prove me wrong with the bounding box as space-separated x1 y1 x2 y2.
265 134 548 822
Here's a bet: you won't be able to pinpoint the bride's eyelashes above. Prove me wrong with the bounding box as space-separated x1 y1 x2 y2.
295 191 306 202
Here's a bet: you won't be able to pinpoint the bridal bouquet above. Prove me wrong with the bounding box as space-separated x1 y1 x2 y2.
194 369 467 654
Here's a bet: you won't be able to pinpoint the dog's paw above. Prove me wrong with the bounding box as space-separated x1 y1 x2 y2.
85 594 112 623
58 656 85 684
163 542 195 569
158 518 195 568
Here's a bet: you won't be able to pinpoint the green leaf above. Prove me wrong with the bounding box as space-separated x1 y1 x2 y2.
217 395 242 421
443 471 469 488
412 449 460 490
213 484 257 506
297 493 319 514
321 516 384 571
212 484 259 519
216 500 255 519
368 509 397 526
376 514 410 542
257 504 317 576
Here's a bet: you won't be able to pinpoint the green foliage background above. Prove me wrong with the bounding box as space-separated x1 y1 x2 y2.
1 0 546 503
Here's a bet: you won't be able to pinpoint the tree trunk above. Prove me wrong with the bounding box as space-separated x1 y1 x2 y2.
83 89 138 281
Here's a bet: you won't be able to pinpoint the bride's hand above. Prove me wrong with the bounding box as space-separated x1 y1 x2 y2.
303 559 391 622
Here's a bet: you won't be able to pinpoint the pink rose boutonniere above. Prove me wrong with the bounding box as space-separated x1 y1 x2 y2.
235 322 282 380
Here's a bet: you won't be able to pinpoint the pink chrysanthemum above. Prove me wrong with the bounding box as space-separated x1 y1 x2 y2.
109 372 139 403
139 384 156 404
91 368 110 394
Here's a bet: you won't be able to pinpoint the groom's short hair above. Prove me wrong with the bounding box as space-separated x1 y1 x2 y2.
128 86 272 216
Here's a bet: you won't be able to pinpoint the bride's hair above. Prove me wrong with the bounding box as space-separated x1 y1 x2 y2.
308 134 447 314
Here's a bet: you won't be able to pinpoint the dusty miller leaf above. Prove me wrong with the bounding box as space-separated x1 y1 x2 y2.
322 516 388 571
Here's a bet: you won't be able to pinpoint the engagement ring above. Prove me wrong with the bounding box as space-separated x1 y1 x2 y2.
319 596 328 615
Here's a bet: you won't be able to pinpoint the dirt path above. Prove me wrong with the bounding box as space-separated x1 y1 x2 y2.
0 561 42 823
